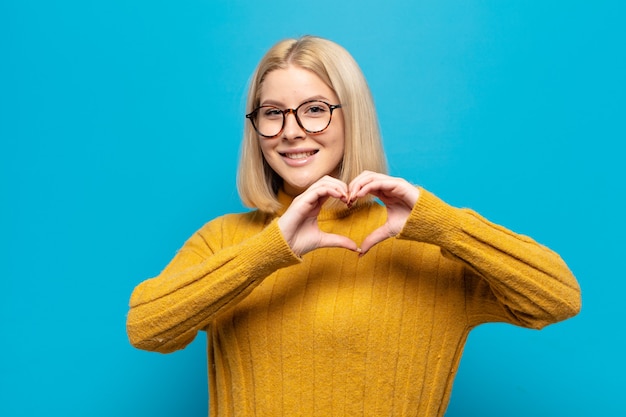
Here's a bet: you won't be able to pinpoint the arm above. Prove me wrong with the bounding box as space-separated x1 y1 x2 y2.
128 175 361 354
126 215 300 353
347 171 580 328
398 188 582 328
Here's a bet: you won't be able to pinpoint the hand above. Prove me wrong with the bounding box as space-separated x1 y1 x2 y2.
277 176 360 257
348 171 420 255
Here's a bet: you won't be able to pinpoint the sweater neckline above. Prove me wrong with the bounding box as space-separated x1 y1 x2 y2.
276 189 371 221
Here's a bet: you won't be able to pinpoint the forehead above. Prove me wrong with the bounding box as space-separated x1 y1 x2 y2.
259 65 337 104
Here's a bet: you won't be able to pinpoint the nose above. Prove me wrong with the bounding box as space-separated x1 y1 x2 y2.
282 110 305 140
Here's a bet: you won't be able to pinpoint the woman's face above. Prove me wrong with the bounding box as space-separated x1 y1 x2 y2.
257 65 345 197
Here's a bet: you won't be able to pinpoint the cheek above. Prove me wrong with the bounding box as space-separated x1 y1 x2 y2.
331 128 346 158
259 142 280 172
327 136 345 172
258 142 273 160
333 118 346 152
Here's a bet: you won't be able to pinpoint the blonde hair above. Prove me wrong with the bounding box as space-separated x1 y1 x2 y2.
237 35 387 212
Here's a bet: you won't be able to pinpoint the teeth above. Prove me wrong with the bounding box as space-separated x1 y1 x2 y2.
284 151 316 160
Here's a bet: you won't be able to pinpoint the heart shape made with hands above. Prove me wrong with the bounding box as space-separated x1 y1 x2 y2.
278 172 420 257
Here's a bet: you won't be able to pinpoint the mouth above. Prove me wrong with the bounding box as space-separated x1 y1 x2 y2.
279 150 319 160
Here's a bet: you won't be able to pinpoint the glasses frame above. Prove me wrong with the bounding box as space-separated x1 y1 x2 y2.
245 100 342 139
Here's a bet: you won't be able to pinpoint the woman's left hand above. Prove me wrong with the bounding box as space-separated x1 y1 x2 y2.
348 171 420 255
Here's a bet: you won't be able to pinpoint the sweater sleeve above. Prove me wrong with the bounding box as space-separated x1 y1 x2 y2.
397 188 582 329
126 216 301 353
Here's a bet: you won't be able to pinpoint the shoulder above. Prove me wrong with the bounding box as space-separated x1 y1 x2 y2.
199 209 274 231
217 209 275 228
194 209 275 247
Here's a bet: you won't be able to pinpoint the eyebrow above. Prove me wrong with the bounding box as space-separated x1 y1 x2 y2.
260 95 331 107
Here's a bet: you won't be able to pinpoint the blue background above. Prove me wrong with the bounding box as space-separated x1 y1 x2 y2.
2 1 624 415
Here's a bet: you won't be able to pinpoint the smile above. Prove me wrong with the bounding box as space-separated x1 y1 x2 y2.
280 150 319 160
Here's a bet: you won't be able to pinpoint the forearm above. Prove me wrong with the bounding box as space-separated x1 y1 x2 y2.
398 188 581 328
126 218 300 353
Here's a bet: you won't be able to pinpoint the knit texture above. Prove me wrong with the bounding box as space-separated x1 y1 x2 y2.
127 188 581 417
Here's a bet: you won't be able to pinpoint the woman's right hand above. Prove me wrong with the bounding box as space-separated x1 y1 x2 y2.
277 176 360 257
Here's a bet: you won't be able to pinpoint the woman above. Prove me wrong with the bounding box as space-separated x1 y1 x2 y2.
127 36 581 416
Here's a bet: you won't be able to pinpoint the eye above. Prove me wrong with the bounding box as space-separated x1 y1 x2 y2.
261 107 283 119
302 102 329 117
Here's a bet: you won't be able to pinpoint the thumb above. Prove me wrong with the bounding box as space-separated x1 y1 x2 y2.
359 226 393 255
319 232 360 253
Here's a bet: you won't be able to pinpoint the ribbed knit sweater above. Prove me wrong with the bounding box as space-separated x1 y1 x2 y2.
127 188 581 417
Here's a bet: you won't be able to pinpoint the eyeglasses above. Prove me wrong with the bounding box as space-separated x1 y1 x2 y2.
246 100 342 138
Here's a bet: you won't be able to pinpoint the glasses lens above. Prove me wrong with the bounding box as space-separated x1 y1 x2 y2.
297 101 332 133
254 106 284 137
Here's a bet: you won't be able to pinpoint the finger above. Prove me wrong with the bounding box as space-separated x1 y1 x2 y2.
291 182 347 216
359 226 393 255
353 177 419 208
348 170 373 186
319 232 360 253
354 176 398 198
305 176 350 202
349 171 405 199
347 171 378 204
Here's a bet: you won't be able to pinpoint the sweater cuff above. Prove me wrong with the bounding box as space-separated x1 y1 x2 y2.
396 187 463 245
238 218 302 278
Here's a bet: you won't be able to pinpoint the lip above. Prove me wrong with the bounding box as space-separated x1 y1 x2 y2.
278 149 319 166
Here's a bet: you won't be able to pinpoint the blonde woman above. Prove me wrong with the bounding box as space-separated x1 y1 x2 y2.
127 36 581 416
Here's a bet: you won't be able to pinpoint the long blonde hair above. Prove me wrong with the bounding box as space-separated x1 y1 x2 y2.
237 36 387 212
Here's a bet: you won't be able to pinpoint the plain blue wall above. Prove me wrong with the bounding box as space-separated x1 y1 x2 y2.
2 1 624 416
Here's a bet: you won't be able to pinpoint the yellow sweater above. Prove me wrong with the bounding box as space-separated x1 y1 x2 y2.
127 188 581 417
